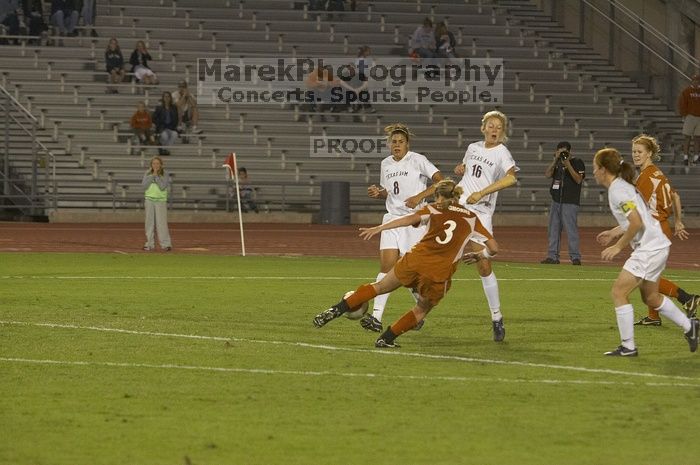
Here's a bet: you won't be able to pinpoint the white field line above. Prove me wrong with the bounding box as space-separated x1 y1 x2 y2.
5 275 697 282
2 320 698 383
1 356 698 388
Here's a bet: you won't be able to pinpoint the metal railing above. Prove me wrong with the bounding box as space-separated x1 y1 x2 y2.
543 0 698 108
1 84 57 215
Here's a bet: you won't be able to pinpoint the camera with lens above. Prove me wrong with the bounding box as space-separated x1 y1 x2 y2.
559 150 570 161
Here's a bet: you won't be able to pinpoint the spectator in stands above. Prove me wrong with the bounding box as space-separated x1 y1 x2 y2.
130 101 154 146
80 0 97 37
304 66 341 122
0 0 21 44
172 81 202 134
678 73 700 166
308 0 324 10
23 0 48 43
541 141 585 265
152 92 178 155
129 40 158 85
237 167 259 213
338 63 375 116
434 21 457 59
142 156 172 252
50 0 79 38
326 0 345 20
104 37 125 93
355 45 373 73
409 18 436 61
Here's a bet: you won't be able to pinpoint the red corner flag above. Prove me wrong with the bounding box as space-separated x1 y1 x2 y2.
223 152 237 178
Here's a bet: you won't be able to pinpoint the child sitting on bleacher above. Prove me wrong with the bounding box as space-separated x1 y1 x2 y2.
129 40 158 85
130 102 155 146
237 167 259 213
105 38 125 93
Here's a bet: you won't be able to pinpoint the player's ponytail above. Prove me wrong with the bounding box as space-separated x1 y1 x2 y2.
594 148 635 184
434 178 463 208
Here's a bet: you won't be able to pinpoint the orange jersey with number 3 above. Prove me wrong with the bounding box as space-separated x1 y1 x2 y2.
635 164 674 238
400 203 493 283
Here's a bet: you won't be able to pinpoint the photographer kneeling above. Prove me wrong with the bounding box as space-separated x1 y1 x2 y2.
541 141 586 265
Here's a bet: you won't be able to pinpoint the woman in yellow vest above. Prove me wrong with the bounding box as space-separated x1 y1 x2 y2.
142 156 172 251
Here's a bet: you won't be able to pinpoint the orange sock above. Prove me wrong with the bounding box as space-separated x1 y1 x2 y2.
389 310 418 337
658 278 679 299
646 306 660 320
345 284 377 311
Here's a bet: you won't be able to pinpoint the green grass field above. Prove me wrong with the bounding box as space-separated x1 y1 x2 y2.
1 253 699 465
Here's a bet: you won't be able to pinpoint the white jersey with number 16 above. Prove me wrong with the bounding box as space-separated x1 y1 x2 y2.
457 141 517 217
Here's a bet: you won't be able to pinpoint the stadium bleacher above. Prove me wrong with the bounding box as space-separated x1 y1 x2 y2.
1 0 698 220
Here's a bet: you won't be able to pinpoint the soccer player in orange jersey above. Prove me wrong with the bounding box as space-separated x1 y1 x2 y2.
312 179 499 348
362 123 444 334
631 134 698 325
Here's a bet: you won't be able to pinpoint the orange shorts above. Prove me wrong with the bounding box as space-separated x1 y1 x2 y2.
393 254 454 307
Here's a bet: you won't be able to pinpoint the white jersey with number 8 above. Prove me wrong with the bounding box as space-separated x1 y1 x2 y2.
380 151 439 216
457 141 517 217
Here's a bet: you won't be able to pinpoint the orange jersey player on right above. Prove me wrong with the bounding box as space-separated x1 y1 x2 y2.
632 134 699 325
312 179 499 348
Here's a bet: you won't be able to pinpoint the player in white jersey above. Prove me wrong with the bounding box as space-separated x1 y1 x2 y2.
592 148 698 356
361 123 444 333
453 110 517 342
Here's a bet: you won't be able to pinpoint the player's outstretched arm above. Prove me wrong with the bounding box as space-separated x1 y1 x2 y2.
359 212 422 240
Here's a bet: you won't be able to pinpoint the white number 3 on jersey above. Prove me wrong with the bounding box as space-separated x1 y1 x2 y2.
436 220 456 244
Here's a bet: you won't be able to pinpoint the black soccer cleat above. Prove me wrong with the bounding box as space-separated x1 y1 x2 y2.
313 305 344 328
634 316 662 326
604 345 639 357
375 338 400 348
360 314 383 333
685 318 699 353
492 318 505 342
684 295 699 319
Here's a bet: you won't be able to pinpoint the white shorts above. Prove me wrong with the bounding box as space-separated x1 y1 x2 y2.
463 206 493 246
622 247 669 282
379 213 426 255
134 65 157 81
682 115 700 137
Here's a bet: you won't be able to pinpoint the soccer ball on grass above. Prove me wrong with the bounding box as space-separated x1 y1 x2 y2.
343 291 369 320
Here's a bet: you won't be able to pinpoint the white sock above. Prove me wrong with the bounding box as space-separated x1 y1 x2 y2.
372 272 389 321
615 304 636 350
481 272 502 321
656 296 691 332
